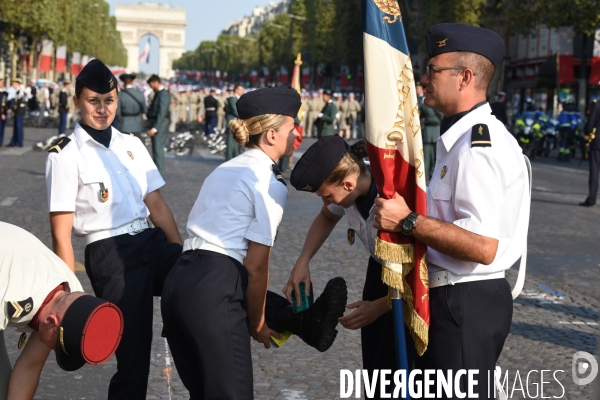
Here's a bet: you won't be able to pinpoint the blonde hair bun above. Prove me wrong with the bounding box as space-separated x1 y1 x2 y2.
229 119 249 145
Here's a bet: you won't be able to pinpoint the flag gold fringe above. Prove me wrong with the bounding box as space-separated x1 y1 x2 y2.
378 239 429 356
375 237 414 266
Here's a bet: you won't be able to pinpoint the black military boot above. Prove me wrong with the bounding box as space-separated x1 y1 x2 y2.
275 277 347 352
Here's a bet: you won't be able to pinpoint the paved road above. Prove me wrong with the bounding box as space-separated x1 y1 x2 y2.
0 127 598 399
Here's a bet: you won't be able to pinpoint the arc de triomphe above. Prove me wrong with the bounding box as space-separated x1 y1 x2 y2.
115 3 187 79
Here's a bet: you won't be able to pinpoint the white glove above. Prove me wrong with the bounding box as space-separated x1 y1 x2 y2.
317 113 324 118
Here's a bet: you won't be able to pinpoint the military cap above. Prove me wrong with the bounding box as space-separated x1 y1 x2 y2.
290 135 349 192
425 23 505 68
236 87 301 119
56 295 123 371
76 59 117 94
63 80 71 85
147 74 160 83
119 73 136 82
322 89 333 96
12 78 22 84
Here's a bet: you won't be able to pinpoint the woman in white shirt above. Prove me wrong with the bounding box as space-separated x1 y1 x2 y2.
45 59 183 399
161 88 348 399
286 136 410 398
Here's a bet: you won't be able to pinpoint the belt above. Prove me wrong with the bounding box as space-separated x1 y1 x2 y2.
183 237 244 265
84 219 149 246
429 270 505 289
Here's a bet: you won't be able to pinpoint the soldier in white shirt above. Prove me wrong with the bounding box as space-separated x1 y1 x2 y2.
373 23 531 398
0 222 123 400
161 88 348 399
45 59 183 399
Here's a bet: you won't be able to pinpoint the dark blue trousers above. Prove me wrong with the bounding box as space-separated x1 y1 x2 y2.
84 228 182 400
0 117 5 145
204 116 217 135
59 112 67 134
9 115 24 147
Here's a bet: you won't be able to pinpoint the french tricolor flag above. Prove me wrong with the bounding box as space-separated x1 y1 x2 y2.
55 45 67 73
363 0 429 358
39 40 53 72
71 52 81 76
139 38 150 64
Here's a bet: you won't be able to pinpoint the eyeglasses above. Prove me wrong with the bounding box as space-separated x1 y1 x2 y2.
425 65 477 77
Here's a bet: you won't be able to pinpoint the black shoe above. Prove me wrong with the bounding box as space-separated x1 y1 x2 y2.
579 201 595 207
275 277 347 352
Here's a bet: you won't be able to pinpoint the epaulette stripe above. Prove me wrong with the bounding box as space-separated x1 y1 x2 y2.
130 133 134 136
47 137 71 153
471 124 491 148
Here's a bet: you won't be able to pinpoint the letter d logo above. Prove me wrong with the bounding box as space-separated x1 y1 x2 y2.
572 351 598 386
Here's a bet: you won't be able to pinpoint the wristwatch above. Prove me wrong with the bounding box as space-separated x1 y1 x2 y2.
400 212 418 237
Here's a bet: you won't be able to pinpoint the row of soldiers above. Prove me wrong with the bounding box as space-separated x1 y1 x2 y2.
301 91 363 139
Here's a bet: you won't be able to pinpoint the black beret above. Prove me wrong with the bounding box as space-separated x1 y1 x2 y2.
147 74 160 83
425 23 505 68
56 295 123 371
76 59 118 94
119 73 136 81
290 135 349 192
236 88 301 119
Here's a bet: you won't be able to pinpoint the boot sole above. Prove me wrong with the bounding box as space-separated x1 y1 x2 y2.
314 277 348 352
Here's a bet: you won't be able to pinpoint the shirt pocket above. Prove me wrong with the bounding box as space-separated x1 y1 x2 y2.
80 171 123 212
429 178 453 220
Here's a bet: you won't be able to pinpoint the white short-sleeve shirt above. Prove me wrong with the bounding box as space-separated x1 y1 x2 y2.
427 103 530 276
186 149 288 258
45 122 165 236
0 222 83 332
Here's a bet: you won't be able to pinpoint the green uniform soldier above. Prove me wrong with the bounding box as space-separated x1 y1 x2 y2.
316 90 337 137
417 83 443 184
147 75 171 175
224 85 243 161
116 73 147 138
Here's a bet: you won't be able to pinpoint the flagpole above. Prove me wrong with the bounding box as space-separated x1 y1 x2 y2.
390 288 411 399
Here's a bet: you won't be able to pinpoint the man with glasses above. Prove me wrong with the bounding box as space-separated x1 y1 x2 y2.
373 23 530 398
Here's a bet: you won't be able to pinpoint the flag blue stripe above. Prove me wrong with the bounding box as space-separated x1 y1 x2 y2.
362 0 410 56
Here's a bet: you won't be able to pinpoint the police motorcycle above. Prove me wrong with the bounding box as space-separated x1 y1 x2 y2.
513 114 542 159
513 98 548 159
535 115 559 157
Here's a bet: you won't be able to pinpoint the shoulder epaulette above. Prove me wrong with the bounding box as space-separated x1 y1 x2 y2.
47 137 71 153
471 124 491 147
129 133 135 136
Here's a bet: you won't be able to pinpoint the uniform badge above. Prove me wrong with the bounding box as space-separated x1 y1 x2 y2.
436 38 449 47
7 297 34 319
440 166 448 179
301 184 313 192
127 151 134 160
347 229 355 245
18 333 27 349
109 78 114 88
99 183 109 202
